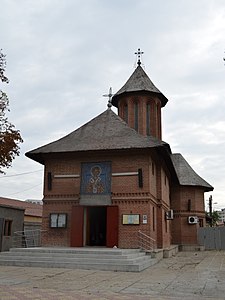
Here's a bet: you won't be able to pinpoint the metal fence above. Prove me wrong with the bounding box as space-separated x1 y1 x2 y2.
198 227 225 250
12 229 44 248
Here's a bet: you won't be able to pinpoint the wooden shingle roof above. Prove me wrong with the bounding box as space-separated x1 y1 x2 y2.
112 65 168 107
26 109 169 164
171 153 213 191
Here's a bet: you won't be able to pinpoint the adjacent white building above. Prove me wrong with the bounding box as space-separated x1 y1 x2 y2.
217 209 225 223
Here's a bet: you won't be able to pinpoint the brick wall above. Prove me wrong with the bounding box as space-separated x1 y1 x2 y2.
40 148 205 248
41 200 79 247
171 185 206 245
44 152 156 198
117 93 162 139
114 200 151 248
41 150 171 249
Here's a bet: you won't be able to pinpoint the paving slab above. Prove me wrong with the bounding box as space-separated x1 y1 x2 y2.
1 250 225 299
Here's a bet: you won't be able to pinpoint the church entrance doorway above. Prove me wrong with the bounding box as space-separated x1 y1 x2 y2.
71 205 118 248
86 206 106 246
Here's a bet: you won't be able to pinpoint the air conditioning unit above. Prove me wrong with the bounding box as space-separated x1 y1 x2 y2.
188 216 198 224
166 210 174 220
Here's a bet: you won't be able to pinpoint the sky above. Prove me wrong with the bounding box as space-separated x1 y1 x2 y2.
0 0 225 211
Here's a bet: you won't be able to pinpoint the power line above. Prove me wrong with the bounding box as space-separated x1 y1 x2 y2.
6 183 42 197
0 169 42 179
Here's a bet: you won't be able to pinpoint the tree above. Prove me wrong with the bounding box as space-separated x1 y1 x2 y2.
0 49 23 173
205 211 220 227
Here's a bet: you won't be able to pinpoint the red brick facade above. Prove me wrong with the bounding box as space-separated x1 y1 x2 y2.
41 150 171 249
171 186 206 245
27 63 212 249
118 93 162 139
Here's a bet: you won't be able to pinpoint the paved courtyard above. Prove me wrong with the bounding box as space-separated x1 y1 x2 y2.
0 250 225 299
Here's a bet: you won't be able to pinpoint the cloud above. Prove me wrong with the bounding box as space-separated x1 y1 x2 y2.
0 0 225 208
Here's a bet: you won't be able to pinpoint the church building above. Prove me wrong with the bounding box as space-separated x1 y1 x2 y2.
26 50 213 250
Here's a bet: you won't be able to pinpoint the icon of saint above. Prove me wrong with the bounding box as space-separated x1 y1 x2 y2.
86 165 104 194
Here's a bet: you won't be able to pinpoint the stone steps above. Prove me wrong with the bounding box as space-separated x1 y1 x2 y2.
9 247 142 257
0 254 151 265
0 247 158 272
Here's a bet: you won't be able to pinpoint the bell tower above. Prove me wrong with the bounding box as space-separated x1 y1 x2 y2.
111 49 168 140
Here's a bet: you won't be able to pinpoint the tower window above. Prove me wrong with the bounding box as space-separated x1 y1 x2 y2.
156 103 160 137
146 103 150 135
124 104 128 123
156 104 158 136
134 102 138 131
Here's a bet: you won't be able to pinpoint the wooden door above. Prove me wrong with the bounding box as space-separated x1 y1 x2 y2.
71 206 84 247
106 206 118 247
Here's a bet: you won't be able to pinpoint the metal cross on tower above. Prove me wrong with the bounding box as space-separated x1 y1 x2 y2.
135 48 144 66
103 87 114 109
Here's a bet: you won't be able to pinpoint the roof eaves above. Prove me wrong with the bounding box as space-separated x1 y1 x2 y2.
171 153 214 192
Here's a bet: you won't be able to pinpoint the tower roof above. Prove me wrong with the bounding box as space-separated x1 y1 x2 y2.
112 65 168 107
26 109 169 165
171 153 213 191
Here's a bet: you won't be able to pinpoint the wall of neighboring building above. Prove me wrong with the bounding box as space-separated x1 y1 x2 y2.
24 215 42 231
0 206 24 251
0 198 43 236
217 209 225 223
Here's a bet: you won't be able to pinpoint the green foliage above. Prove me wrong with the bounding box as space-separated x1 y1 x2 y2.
206 211 220 226
0 49 23 173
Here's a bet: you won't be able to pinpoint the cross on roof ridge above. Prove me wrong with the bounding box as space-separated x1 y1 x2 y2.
103 87 114 109
135 48 144 66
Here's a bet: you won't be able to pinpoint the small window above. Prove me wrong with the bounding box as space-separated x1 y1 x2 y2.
50 213 67 228
124 104 128 123
152 162 155 176
156 103 160 137
146 103 150 135
4 220 12 236
134 102 139 131
153 207 155 231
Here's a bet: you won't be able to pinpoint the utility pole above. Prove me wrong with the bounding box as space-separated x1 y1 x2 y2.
209 195 212 227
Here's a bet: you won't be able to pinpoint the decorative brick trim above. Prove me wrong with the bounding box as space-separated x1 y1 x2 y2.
173 210 205 214
112 199 149 205
44 199 79 205
112 192 151 198
44 194 79 199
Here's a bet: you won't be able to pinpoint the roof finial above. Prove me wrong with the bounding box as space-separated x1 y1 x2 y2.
135 48 144 66
103 87 114 109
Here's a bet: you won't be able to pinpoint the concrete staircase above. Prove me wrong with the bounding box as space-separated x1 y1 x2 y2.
0 247 158 272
